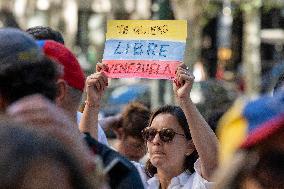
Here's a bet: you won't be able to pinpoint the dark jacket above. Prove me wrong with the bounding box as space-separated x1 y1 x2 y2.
84 133 144 189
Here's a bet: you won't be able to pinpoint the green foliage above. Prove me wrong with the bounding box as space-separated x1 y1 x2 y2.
262 0 284 13
201 2 221 26
232 0 284 13
238 0 262 12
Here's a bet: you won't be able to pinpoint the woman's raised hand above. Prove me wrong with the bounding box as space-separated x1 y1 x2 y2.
173 63 195 103
85 63 109 105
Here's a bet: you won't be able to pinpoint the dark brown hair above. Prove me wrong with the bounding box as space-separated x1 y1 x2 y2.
26 26 65 44
0 56 59 104
145 105 198 177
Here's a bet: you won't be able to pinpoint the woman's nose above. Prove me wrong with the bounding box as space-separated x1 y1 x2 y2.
152 133 161 145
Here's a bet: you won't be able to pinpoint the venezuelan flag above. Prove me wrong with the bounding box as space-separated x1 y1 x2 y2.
103 20 187 80
217 90 284 165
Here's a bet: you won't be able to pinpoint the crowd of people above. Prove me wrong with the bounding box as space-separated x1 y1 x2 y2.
0 26 283 189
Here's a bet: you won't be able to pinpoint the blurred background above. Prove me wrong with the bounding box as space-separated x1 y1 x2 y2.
1 0 283 122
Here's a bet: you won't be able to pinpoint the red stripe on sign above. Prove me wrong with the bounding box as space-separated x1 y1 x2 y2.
102 60 181 80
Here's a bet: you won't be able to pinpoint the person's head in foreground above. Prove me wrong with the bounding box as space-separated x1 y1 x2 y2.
0 28 59 110
214 90 284 189
142 105 198 177
0 28 101 185
0 118 96 189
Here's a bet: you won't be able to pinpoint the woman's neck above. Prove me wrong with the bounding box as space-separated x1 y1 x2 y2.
157 168 184 189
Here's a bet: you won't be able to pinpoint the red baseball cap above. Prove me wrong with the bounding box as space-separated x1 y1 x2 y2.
37 40 85 91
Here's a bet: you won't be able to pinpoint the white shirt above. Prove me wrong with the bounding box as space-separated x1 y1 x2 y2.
132 159 214 189
76 111 109 145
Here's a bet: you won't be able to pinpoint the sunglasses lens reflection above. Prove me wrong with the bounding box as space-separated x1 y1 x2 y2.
160 129 175 142
143 128 156 142
142 128 176 143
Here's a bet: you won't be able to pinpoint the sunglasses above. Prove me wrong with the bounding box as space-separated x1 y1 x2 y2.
142 127 186 143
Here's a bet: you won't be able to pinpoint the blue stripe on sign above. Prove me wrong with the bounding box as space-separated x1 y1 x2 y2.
103 39 186 61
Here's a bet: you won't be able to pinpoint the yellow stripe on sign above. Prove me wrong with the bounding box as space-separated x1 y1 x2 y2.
106 20 187 41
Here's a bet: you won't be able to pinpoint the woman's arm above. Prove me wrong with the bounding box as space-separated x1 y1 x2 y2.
173 64 219 180
79 63 108 140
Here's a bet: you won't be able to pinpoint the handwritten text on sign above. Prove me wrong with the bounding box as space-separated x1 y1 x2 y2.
103 60 180 80
106 20 187 41
103 20 187 79
116 24 169 35
103 40 185 61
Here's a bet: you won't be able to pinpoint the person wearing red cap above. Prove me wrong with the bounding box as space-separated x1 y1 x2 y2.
0 28 97 181
26 27 106 143
36 40 85 121
35 40 108 145
27 28 144 188
26 27 109 144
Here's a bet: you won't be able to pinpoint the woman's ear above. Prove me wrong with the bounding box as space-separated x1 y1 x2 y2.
55 79 67 106
185 140 195 156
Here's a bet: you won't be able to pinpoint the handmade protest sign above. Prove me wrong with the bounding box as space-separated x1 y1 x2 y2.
103 20 187 80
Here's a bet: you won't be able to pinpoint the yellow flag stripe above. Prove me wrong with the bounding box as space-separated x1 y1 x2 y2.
217 98 248 165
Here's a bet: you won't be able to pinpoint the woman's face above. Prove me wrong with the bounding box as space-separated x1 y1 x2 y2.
147 113 192 172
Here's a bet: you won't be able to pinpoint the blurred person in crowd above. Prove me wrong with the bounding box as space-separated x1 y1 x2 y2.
215 89 284 189
106 102 150 162
0 8 20 28
27 28 144 189
0 118 100 189
26 28 84 124
207 111 225 134
192 79 236 133
34 40 86 123
0 28 57 110
26 26 108 145
0 28 98 176
273 69 284 94
260 59 284 94
36 39 108 144
7 95 100 174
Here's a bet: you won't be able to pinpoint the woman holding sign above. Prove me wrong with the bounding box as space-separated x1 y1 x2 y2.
87 63 218 189
132 64 218 189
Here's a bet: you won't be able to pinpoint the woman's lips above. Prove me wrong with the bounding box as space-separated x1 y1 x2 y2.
152 151 166 155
